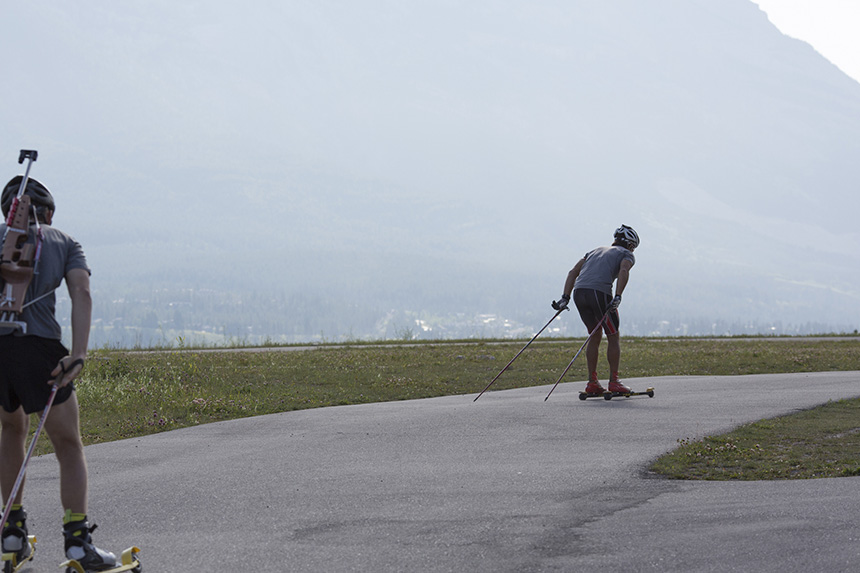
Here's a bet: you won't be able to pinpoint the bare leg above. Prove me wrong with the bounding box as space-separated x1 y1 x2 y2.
586 330 603 379
607 332 621 379
0 407 29 507
44 394 88 514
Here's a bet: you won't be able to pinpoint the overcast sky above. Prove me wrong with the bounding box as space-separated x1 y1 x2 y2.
754 0 860 82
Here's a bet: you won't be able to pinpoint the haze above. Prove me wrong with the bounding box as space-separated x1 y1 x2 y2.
3 0 858 347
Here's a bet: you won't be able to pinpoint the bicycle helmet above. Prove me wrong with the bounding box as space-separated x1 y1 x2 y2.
2 176 55 218
613 224 639 249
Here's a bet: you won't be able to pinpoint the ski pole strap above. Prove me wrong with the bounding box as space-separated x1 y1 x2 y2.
59 358 85 373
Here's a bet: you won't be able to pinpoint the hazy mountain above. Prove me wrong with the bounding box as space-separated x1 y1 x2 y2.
3 0 859 345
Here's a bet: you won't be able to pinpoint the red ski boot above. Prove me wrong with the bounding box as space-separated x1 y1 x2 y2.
584 373 605 395
608 378 632 394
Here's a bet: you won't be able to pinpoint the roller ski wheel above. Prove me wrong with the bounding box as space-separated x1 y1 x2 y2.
1 535 36 573
579 387 655 401
61 546 142 573
579 381 605 400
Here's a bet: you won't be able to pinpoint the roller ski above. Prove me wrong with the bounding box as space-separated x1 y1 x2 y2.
2 507 36 573
59 517 141 573
1 537 36 573
578 379 655 401
61 546 142 573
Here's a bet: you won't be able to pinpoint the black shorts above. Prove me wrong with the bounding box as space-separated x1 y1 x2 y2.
573 288 620 335
0 335 75 414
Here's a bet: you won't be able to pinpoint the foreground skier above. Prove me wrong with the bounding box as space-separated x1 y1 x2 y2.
0 168 117 571
552 225 639 395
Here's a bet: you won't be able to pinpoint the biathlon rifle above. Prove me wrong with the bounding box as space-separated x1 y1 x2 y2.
0 149 40 332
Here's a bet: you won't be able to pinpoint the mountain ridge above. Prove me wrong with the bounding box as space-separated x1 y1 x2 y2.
3 0 858 343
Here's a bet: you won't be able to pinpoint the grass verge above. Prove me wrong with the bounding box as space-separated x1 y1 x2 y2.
650 397 860 479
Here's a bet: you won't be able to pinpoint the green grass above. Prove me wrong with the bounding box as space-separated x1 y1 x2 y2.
650 398 860 480
15 337 860 480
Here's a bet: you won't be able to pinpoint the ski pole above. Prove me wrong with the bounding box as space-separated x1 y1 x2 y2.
0 383 58 530
474 307 567 401
544 309 611 401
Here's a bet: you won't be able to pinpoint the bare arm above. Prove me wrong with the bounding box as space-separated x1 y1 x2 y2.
563 258 586 297
615 259 634 297
50 268 91 387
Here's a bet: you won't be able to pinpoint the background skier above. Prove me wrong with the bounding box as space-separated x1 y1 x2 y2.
552 225 639 394
0 175 118 570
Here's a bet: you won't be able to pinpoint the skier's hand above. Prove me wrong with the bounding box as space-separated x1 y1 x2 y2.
50 357 85 388
609 295 622 311
552 295 570 311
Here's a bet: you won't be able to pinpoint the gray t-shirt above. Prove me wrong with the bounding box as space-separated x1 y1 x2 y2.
573 245 635 295
0 223 90 339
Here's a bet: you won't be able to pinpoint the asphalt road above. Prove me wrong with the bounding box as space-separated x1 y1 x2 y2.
16 371 860 572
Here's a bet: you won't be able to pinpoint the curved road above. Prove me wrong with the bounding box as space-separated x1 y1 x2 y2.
18 372 860 572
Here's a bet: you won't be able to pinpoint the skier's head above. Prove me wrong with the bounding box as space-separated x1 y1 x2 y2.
613 224 639 250
2 176 55 223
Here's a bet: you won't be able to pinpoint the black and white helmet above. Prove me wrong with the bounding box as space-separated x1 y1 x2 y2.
2 176 55 218
613 225 639 249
